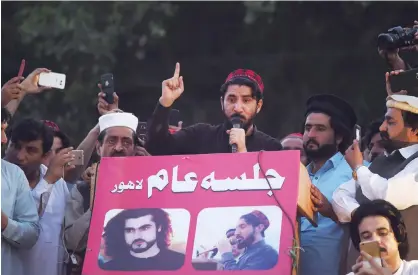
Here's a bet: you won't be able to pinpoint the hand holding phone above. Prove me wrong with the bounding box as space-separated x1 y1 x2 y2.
38 72 66 89
388 68 418 96
69 150 84 166
360 241 382 269
354 124 362 149
100 73 114 104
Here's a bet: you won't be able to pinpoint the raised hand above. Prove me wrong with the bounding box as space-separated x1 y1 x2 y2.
44 147 75 184
97 83 120 115
159 62 184 107
1 76 24 106
21 68 52 94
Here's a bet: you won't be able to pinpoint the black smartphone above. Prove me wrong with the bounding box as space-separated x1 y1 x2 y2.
169 109 180 126
354 124 361 149
100 73 114 104
137 121 147 143
389 68 418 95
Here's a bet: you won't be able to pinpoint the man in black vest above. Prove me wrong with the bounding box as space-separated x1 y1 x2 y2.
145 63 282 155
332 94 418 261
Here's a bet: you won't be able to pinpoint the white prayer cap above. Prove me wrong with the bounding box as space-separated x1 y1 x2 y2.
386 95 418 114
99 112 139 133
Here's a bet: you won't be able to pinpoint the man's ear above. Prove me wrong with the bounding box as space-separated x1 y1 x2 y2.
256 224 265 233
256 99 263 114
220 97 224 111
96 141 102 157
158 226 162 232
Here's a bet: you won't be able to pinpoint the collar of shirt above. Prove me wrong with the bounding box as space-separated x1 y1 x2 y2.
384 144 418 158
393 260 405 275
307 152 344 176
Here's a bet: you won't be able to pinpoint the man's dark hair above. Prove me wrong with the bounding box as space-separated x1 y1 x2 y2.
350 200 409 259
361 118 384 152
328 116 353 153
1 107 11 124
10 118 53 154
104 208 173 259
402 111 418 133
220 78 263 101
240 213 267 237
54 130 71 149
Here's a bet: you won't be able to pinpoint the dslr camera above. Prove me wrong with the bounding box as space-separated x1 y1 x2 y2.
378 26 417 51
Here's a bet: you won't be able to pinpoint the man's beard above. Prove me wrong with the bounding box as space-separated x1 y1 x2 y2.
224 113 255 132
378 130 412 154
236 230 255 249
129 238 157 254
303 139 338 160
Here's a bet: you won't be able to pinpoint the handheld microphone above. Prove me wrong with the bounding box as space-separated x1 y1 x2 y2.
230 114 242 153
196 238 238 257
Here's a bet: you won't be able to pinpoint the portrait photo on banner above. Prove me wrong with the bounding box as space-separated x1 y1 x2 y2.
192 205 282 271
98 208 190 271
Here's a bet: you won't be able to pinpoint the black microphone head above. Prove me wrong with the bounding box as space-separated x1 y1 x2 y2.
230 114 242 128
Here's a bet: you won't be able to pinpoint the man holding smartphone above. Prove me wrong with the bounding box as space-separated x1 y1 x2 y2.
348 200 418 275
333 94 418 262
145 63 282 155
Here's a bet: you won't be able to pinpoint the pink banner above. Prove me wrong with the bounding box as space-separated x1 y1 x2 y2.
83 151 300 275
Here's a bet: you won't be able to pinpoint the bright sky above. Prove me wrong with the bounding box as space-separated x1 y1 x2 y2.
192 205 283 260
103 208 191 245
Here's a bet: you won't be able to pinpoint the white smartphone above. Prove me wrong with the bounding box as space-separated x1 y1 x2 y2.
354 124 361 148
38 72 66 89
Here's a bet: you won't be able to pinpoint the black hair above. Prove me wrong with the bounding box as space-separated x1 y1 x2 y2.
10 118 54 154
240 213 266 237
54 130 71 149
220 77 263 101
402 111 418 132
350 200 409 259
1 107 11 124
104 208 173 259
329 116 353 153
361 118 384 152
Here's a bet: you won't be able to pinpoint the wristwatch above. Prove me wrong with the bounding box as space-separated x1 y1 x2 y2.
352 165 364 181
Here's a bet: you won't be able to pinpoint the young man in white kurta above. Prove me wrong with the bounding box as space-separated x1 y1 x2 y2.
19 164 70 275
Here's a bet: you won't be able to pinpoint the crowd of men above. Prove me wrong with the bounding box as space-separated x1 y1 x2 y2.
1 20 418 275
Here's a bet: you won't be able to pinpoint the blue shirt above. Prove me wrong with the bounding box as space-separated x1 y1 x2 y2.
299 152 353 275
1 160 40 275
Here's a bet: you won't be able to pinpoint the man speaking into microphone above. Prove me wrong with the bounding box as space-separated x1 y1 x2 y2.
146 63 282 155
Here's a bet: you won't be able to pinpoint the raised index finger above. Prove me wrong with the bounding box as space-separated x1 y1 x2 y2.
173 62 180 78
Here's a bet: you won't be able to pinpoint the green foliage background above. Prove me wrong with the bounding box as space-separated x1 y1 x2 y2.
2 1 418 145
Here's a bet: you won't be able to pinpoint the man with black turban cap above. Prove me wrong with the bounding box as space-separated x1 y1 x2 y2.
299 94 359 275
145 63 282 155
348 200 418 275
217 210 278 270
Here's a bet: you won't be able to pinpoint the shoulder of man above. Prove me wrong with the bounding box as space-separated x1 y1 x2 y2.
165 249 186 259
403 259 418 272
253 130 283 151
